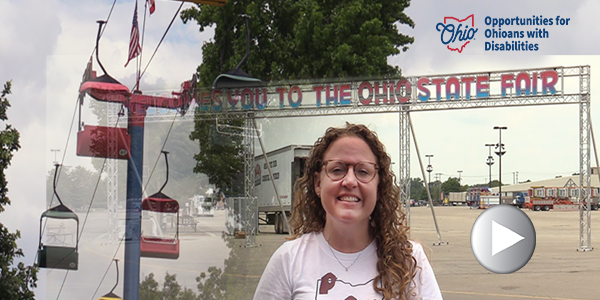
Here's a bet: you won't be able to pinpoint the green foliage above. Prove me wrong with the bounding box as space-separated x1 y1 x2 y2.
196 266 226 300
488 179 502 188
441 177 463 194
182 0 414 192
139 273 161 300
0 80 38 299
181 0 413 82
410 177 427 200
139 267 227 300
189 115 245 196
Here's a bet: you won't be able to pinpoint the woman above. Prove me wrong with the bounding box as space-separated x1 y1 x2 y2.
254 123 442 300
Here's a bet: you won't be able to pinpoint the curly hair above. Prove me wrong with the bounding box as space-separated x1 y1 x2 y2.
289 123 417 300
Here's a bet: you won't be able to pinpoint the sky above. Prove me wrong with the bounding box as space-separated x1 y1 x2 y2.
1 0 599 298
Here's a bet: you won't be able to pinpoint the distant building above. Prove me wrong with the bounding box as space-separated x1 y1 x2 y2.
495 168 600 204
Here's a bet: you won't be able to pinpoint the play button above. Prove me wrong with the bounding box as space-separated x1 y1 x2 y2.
492 220 524 256
471 205 536 274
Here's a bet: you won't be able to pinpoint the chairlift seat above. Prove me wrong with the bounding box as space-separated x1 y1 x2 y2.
140 236 180 259
140 194 180 259
77 125 131 159
37 204 79 270
79 75 130 103
99 292 122 300
38 245 78 270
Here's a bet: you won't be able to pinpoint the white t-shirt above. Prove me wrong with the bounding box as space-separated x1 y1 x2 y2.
254 232 443 300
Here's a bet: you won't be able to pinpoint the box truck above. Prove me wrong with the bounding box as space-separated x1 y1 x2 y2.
255 145 311 233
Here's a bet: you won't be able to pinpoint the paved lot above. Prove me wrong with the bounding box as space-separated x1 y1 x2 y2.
226 206 600 300
45 206 600 299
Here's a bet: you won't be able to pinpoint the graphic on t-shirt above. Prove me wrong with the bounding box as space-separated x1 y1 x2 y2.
316 272 380 300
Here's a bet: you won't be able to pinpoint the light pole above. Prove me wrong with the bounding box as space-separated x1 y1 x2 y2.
494 126 507 204
457 170 463 183
485 143 495 186
426 154 433 202
426 154 433 186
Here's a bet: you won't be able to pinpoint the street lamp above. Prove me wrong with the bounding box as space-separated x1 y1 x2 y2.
493 126 507 204
426 154 433 198
457 170 463 183
485 143 495 186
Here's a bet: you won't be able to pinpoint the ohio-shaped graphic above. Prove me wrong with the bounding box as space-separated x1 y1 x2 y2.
436 14 477 53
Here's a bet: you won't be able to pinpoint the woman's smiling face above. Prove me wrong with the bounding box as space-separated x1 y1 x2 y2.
315 136 379 228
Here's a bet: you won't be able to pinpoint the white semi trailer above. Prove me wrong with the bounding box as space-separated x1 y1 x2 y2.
447 191 467 206
255 145 311 233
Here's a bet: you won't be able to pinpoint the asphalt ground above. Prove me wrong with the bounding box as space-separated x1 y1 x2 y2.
44 206 600 299
228 206 600 300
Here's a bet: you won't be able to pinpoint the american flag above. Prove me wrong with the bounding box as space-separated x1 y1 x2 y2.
147 0 155 14
124 1 142 67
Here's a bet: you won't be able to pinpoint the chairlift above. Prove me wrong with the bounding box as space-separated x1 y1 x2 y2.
77 20 131 160
37 164 79 270
98 259 122 300
140 151 180 259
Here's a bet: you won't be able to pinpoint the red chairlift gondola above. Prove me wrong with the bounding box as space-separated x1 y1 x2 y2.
76 21 131 160
140 151 180 259
37 164 80 270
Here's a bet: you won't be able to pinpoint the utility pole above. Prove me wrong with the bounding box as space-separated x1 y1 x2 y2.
494 126 507 204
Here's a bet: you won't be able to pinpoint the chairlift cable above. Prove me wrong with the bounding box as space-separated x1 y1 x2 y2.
90 241 125 300
143 112 179 194
133 2 184 92
55 113 125 300
33 86 81 274
78 116 122 241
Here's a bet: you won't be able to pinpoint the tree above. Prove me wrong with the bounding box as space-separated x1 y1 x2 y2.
139 267 227 300
410 177 427 200
0 80 38 299
488 179 502 188
189 118 245 196
441 177 463 195
182 0 415 192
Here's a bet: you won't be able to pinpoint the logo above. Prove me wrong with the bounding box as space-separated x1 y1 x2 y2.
436 14 478 53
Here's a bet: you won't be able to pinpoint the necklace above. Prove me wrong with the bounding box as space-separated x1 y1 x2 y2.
325 237 366 272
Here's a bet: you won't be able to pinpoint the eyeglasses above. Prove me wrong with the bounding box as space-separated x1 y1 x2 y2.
322 160 379 183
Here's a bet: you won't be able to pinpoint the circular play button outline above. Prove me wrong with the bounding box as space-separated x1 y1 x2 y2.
471 205 536 274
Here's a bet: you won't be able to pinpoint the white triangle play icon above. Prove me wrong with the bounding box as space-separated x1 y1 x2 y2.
492 220 525 256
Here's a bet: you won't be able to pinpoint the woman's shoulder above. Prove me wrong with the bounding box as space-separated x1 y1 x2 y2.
274 232 321 255
408 240 427 258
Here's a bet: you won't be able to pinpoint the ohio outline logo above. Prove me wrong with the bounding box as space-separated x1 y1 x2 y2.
436 14 478 53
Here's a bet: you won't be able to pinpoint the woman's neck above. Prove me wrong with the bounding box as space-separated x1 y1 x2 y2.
323 222 372 253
